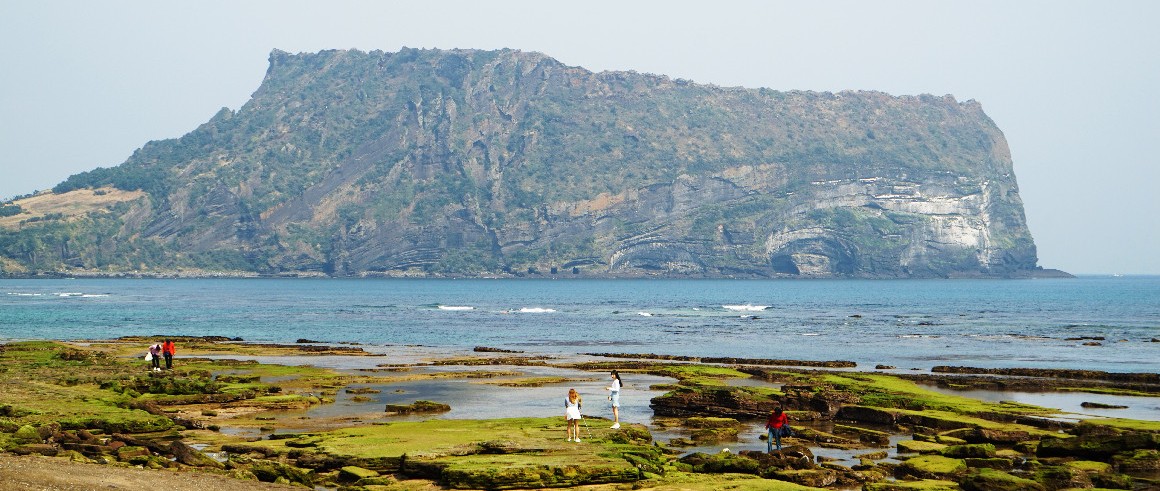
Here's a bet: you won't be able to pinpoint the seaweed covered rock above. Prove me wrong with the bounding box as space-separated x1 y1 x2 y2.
13 425 41 444
650 386 775 418
742 448 816 473
865 480 962 491
688 417 740 444
385 400 451 414
438 456 639 489
679 451 763 475
898 439 948 455
338 465 380 483
942 427 1031 444
1031 465 1091 490
942 443 996 459
1114 448 1160 472
779 383 862 416
836 406 901 425
1037 431 1160 459
169 440 225 468
248 460 313 487
960 468 1045 491
771 468 838 487
898 455 968 480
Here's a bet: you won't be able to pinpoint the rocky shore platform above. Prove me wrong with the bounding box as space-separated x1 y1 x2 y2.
2 337 1159 490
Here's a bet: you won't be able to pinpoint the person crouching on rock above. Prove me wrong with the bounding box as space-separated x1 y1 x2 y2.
147 343 162 372
766 406 789 452
565 388 583 442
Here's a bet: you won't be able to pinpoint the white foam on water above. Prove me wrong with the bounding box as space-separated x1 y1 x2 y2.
518 307 556 313
637 312 652 317
437 305 474 311
723 304 768 312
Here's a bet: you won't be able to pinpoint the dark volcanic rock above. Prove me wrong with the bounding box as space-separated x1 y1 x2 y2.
1037 432 1160 459
650 386 775 418
385 400 451 414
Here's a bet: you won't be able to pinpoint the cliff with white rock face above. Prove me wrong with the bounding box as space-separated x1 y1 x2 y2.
0 48 1055 278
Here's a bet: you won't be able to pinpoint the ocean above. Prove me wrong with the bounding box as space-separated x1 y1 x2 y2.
1 276 1157 373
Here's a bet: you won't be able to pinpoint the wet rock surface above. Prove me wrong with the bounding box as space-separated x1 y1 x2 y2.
1 338 1158 490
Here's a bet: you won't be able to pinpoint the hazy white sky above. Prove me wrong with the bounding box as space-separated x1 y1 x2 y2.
2 0 1157 274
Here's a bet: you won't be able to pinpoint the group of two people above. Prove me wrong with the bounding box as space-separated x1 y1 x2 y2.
146 339 176 371
564 370 622 442
565 370 792 451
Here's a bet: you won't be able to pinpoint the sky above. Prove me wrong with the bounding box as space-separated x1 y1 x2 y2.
1 0 1158 275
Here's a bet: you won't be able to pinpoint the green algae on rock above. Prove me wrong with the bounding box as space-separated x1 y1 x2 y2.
864 480 962 491
898 455 969 479
385 400 452 414
228 417 661 489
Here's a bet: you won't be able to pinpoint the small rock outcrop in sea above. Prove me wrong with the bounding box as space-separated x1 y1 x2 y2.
384 400 451 414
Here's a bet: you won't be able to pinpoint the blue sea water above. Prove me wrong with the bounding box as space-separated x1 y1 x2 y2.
1 276 1157 373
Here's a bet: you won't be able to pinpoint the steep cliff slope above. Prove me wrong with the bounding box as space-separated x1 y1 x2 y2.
0 48 1044 277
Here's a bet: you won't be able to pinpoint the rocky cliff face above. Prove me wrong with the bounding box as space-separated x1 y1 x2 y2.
0 48 1043 277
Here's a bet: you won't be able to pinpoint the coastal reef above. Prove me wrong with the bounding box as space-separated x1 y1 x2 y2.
2 338 1159 490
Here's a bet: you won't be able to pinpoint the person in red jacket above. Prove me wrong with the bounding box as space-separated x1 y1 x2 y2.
765 407 789 452
162 339 176 370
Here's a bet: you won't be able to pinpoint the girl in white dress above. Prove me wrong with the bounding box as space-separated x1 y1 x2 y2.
564 388 583 442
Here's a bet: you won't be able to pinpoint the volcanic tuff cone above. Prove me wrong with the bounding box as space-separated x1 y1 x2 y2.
0 48 1045 277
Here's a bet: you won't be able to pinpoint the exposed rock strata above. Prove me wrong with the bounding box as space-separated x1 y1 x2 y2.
1 48 1048 278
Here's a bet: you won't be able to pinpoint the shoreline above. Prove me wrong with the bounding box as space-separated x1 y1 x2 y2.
0 266 1076 280
2 337 1159 490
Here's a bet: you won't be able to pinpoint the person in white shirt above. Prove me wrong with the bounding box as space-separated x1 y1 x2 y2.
606 370 622 429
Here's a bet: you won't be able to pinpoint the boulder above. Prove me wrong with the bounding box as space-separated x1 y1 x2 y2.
771 468 837 487
898 455 968 479
780 384 862 416
339 465 380 483
679 451 761 475
960 468 1045 491
898 439 948 455
439 460 638 489
836 405 900 425
963 458 1014 471
740 447 816 473
12 444 59 456
690 426 739 444
686 416 742 443
650 386 774 418
116 445 150 461
169 440 225 468
685 416 741 428
13 425 41 444
942 444 996 459
791 426 860 447
249 460 313 487
1038 432 1160 459
1032 465 1092 490
940 427 1033 444
384 400 451 414
974 429 1031 444
864 480 961 491
1114 448 1160 473
833 424 892 446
